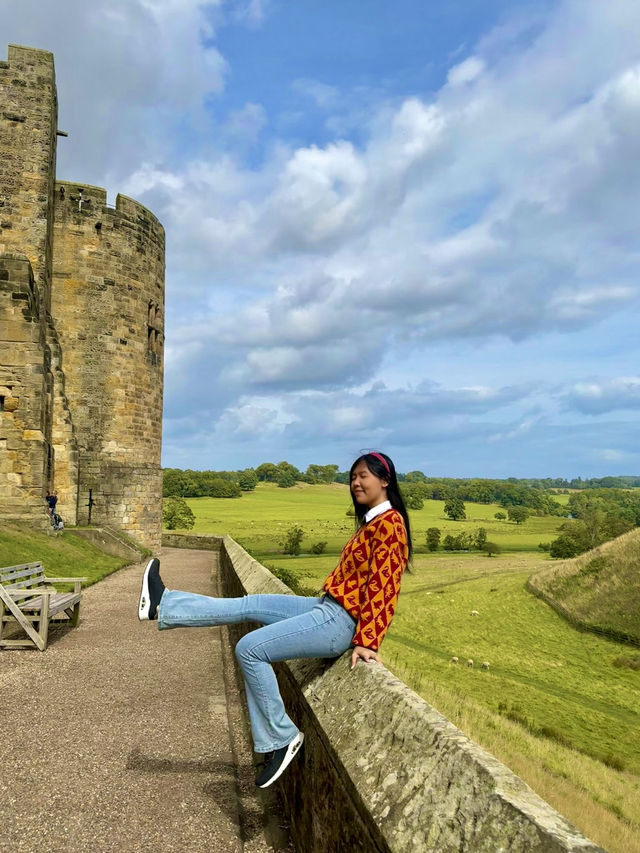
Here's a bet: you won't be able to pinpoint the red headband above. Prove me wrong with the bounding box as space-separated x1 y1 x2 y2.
369 452 391 475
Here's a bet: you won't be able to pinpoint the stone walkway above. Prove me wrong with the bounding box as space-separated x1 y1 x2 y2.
0 548 286 853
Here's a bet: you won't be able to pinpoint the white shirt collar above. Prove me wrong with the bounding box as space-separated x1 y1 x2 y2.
365 500 392 523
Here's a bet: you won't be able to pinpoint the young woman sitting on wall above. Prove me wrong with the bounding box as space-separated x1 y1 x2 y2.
138 451 411 788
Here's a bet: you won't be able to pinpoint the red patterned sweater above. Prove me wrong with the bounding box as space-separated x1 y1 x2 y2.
323 509 409 650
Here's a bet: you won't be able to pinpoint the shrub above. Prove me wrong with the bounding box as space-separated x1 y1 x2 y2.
601 753 626 771
281 525 304 555
474 527 488 550
482 541 501 557
549 534 581 559
426 527 441 551
494 511 507 520
265 563 317 596
277 471 297 488
612 656 640 670
442 534 456 551
238 469 258 491
538 542 551 552
311 541 327 554
162 496 195 530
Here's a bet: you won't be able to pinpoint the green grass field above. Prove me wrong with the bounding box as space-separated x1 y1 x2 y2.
176 484 640 853
184 481 565 555
0 523 130 584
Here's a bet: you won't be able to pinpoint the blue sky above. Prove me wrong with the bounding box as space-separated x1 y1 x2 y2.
3 0 640 478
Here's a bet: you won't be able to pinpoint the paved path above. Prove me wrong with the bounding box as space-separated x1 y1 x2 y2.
0 548 284 853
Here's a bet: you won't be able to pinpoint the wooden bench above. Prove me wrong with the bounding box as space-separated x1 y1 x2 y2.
0 562 86 651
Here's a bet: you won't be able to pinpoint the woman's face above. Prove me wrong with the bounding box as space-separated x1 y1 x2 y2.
350 460 389 508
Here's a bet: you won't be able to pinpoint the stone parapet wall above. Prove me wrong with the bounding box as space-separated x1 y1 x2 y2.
162 532 223 553
165 532 605 853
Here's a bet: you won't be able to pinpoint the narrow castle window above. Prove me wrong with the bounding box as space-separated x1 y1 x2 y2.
0 396 4 411
147 302 161 365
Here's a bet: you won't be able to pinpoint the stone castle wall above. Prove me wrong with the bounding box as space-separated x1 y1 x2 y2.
0 46 59 523
0 45 164 548
0 253 52 520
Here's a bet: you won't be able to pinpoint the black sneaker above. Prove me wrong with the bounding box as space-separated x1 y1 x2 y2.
255 732 304 788
138 558 165 621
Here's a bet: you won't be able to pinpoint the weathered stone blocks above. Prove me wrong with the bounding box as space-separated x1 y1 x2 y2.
1 45 164 547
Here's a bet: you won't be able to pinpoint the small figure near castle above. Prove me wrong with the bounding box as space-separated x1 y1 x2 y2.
45 491 58 515
138 452 411 789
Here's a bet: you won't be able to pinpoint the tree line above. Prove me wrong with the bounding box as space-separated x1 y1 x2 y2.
544 489 640 558
163 463 615 511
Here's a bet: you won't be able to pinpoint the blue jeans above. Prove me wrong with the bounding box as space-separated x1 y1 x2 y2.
157 591 356 753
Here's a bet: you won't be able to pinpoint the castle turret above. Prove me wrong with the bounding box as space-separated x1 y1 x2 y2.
52 184 165 549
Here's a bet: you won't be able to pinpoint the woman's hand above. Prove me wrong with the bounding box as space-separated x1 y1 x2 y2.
350 645 381 670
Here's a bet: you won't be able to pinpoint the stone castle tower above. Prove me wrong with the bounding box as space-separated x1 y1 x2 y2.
0 44 164 549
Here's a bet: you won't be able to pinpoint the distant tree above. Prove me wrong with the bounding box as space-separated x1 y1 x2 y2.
305 464 339 484
282 525 304 556
255 462 278 482
508 506 530 524
454 531 473 550
238 469 258 491
426 527 441 552
276 461 302 481
163 496 195 530
163 469 197 497
442 534 456 551
482 541 501 557
444 497 466 521
494 511 507 520
277 471 297 488
405 493 424 510
549 534 581 559
208 478 242 498
474 527 488 550
311 541 327 554
405 470 427 483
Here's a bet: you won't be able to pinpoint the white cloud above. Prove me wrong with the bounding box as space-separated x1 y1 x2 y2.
564 377 640 414
136 0 640 408
447 56 485 87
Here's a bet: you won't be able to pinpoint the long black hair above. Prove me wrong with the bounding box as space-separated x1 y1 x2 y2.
349 451 413 557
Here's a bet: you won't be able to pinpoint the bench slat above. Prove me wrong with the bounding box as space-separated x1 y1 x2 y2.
1 567 46 585
0 562 44 580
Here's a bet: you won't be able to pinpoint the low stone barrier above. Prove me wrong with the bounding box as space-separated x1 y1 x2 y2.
162 532 223 553
73 526 146 562
164 532 605 853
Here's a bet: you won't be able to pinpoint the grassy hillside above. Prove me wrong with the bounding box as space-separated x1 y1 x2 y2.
528 527 640 644
0 523 131 585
